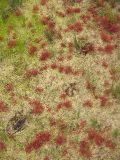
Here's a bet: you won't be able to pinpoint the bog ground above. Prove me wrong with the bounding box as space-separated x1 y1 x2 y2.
0 0 120 160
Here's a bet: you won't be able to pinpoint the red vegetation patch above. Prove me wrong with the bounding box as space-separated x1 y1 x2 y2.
41 16 55 29
35 86 44 93
5 83 14 92
57 100 72 110
104 44 116 53
7 39 16 48
40 50 51 61
79 140 92 158
86 81 96 91
0 100 9 112
65 21 83 32
105 139 116 149
0 139 6 151
28 45 37 55
55 134 66 145
97 16 120 33
26 69 39 77
99 95 108 107
15 8 22 16
100 32 112 42
83 99 93 108
29 99 44 114
25 131 50 153
66 6 80 14
88 129 105 146
50 63 58 69
40 0 48 5
33 4 39 13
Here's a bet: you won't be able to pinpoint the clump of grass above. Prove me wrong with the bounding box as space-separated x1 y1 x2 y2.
112 83 120 100
90 119 101 129
73 35 86 53
8 0 23 9
112 129 120 138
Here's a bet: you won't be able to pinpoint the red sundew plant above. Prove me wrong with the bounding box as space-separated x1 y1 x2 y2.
40 0 48 5
25 69 39 77
104 44 117 53
79 140 92 158
86 81 96 92
28 45 37 55
0 100 9 112
50 63 58 69
56 100 72 110
40 50 51 61
66 21 83 32
41 15 55 30
100 32 112 42
105 139 116 149
64 66 73 74
55 134 66 145
58 66 65 73
35 86 44 93
47 21 56 30
57 65 74 75
25 131 51 153
41 15 50 25
33 4 40 13
0 139 6 151
4 83 14 92
14 8 23 16
83 99 93 108
98 16 120 33
99 95 108 107
29 99 44 114
7 39 17 48
87 129 105 146
88 129 116 149
66 6 80 15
